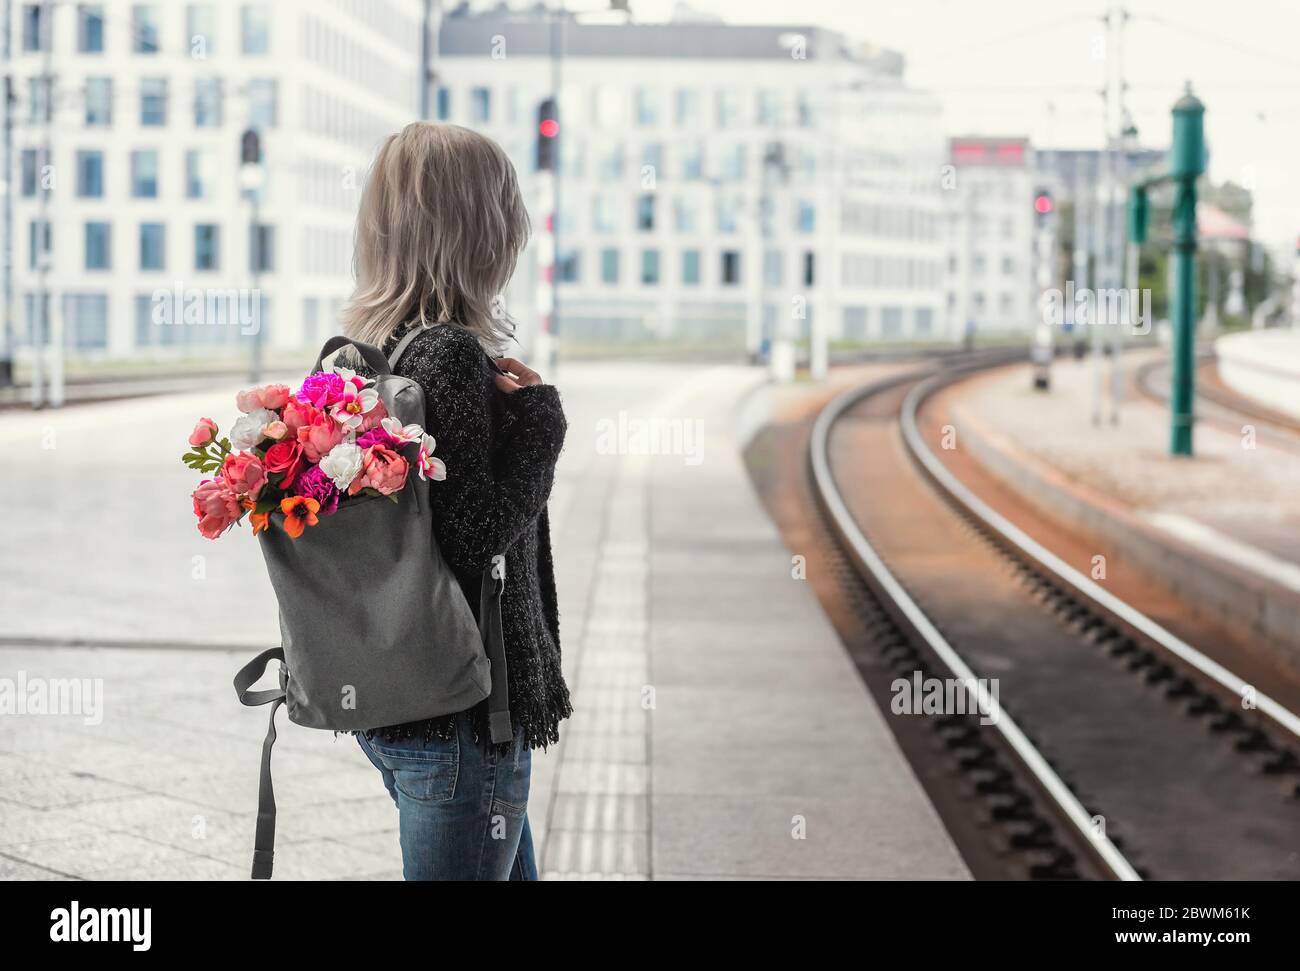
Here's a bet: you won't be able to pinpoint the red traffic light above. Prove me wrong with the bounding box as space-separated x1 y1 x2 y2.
539 119 559 138
1034 194 1053 215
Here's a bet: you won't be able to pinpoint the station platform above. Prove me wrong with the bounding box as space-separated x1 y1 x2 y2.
939 349 1300 687
0 361 968 880
1215 329 1300 420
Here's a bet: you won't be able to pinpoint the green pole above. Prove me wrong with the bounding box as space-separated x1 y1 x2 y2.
1168 87 1205 457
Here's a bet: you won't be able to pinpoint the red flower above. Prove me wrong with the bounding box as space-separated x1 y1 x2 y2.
264 439 305 489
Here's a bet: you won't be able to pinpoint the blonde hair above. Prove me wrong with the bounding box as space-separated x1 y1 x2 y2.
342 123 530 353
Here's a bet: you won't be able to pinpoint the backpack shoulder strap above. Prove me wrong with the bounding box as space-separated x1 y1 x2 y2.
388 325 430 372
233 648 287 880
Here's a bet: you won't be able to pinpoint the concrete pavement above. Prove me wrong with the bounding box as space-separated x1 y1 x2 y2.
0 360 968 880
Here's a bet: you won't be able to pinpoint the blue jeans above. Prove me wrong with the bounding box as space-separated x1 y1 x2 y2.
357 713 537 881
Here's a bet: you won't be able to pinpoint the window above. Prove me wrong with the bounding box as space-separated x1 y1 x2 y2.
242 5 270 54
600 248 619 285
248 79 277 129
756 90 780 125
85 222 112 270
640 249 660 285
674 197 697 234
130 150 158 197
249 224 275 273
556 249 579 283
133 5 160 53
302 297 320 347
716 90 740 128
636 194 655 232
595 142 623 181
797 200 816 233
140 223 165 270
721 144 746 181
763 250 783 287
75 151 105 197
27 78 51 124
188 4 216 53
681 249 700 285
194 78 222 127
140 79 168 125
640 143 662 180
62 294 109 350
716 196 739 234
593 195 617 233
881 307 903 337
28 220 51 271
635 87 660 126
680 142 704 181
675 89 699 127
186 149 214 198
803 252 815 287
22 4 48 52
721 250 741 285
436 86 451 121
78 4 105 52
469 87 490 123
194 224 220 270
20 149 47 197
1001 256 1016 276
85 78 112 126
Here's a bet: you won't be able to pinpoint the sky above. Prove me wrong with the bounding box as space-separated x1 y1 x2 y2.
566 0 1300 249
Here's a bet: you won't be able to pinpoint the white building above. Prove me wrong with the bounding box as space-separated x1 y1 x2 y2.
435 6 948 354
942 136 1038 337
6 0 423 364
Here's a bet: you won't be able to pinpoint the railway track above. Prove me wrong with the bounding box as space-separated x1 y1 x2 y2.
803 358 1300 880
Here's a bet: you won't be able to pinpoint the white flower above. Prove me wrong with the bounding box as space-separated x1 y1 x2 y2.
229 408 279 450
416 434 446 482
332 365 374 389
329 385 381 431
319 441 364 491
380 416 425 444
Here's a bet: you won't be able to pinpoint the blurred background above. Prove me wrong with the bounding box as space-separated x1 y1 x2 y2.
1 0 1294 392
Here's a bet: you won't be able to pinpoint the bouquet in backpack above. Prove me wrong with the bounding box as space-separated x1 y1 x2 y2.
183 365 446 540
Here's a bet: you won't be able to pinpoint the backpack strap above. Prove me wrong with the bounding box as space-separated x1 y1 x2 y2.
387 324 430 372
233 647 287 880
481 556 513 745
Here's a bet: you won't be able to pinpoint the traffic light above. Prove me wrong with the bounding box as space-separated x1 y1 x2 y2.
536 98 558 171
1033 189 1053 216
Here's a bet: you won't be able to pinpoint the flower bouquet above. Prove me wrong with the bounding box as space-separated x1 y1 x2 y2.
184 365 445 540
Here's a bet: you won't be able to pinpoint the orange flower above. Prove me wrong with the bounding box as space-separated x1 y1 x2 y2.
279 496 320 539
249 510 270 535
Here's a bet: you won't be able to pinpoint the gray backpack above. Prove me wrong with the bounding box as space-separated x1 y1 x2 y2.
232 333 513 879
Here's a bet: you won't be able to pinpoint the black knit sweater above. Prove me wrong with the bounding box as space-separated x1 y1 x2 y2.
363 322 572 750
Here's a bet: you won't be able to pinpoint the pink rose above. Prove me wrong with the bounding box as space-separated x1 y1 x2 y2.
263 420 288 441
347 443 409 496
236 383 292 413
188 417 218 447
192 478 241 539
281 399 319 437
298 410 345 463
260 384 291 410
220 451 266 500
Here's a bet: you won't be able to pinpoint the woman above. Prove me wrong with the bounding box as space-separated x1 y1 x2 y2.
341 122 572 880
